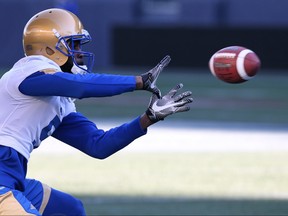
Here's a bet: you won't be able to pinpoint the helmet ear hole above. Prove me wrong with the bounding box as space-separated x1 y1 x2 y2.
25 45 33 52
46 47 55 56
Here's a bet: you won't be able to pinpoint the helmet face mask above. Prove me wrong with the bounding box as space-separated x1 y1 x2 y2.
23 8 94 72
54 28 94 73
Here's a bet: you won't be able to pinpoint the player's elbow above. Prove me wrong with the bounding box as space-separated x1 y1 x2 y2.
97 155 109 160
85 136 127 159
95 156 105 160
90 151 112 160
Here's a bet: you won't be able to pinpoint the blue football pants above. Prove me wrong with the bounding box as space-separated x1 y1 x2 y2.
0 179 86 215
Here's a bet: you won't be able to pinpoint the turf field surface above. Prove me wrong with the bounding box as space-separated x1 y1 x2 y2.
28 122 288 215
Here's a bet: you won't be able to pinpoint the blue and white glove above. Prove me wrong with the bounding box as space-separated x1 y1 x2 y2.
141 55 171 98
146 83 193 123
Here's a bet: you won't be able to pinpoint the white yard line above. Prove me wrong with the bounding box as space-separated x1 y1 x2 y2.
34 121 288 155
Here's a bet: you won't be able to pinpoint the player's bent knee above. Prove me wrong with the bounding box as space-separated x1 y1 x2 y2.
43 188 86 215
73 198 85 214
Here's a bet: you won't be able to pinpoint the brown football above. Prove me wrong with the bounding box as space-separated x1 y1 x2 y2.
209 46 261 83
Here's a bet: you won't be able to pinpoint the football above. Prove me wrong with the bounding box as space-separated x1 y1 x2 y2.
208 46 261 83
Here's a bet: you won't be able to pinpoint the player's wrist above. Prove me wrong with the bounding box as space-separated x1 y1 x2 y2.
140 113 154 129
135 76 143 90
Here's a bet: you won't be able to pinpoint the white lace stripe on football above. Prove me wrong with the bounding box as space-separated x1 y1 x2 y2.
209 55 216 77
236 49 254 80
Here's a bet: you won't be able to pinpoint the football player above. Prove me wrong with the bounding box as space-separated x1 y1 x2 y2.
0 8 193 215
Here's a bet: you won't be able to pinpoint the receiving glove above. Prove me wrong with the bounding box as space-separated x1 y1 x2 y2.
141 55 171 98
146 83 193 123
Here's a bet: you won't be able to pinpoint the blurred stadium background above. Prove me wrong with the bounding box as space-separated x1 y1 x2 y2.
1 0 288 215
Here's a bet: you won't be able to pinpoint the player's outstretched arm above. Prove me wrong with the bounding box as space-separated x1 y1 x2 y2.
138 55 171 98
140 83 193 128
18 55 171 99
52 84 192 159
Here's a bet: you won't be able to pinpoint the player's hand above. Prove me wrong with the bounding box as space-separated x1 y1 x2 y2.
146 83 193 123
141 55 171 98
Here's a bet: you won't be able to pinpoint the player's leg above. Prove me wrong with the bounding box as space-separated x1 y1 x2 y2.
42 187 86 216
23 178 49 214
23 178 86 215
0 186 41 215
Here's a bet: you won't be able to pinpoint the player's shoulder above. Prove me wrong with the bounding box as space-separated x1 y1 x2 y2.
16 55 61 72
15 55 61 70
2 55 61 85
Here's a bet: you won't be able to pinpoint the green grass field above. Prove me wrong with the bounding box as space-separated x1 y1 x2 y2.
1 67 287 215
28 152 288 215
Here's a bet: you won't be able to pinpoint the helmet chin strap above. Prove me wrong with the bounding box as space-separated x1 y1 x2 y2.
71 63 88 74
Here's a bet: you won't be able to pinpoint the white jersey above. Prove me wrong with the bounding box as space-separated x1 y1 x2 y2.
0 55 76 160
